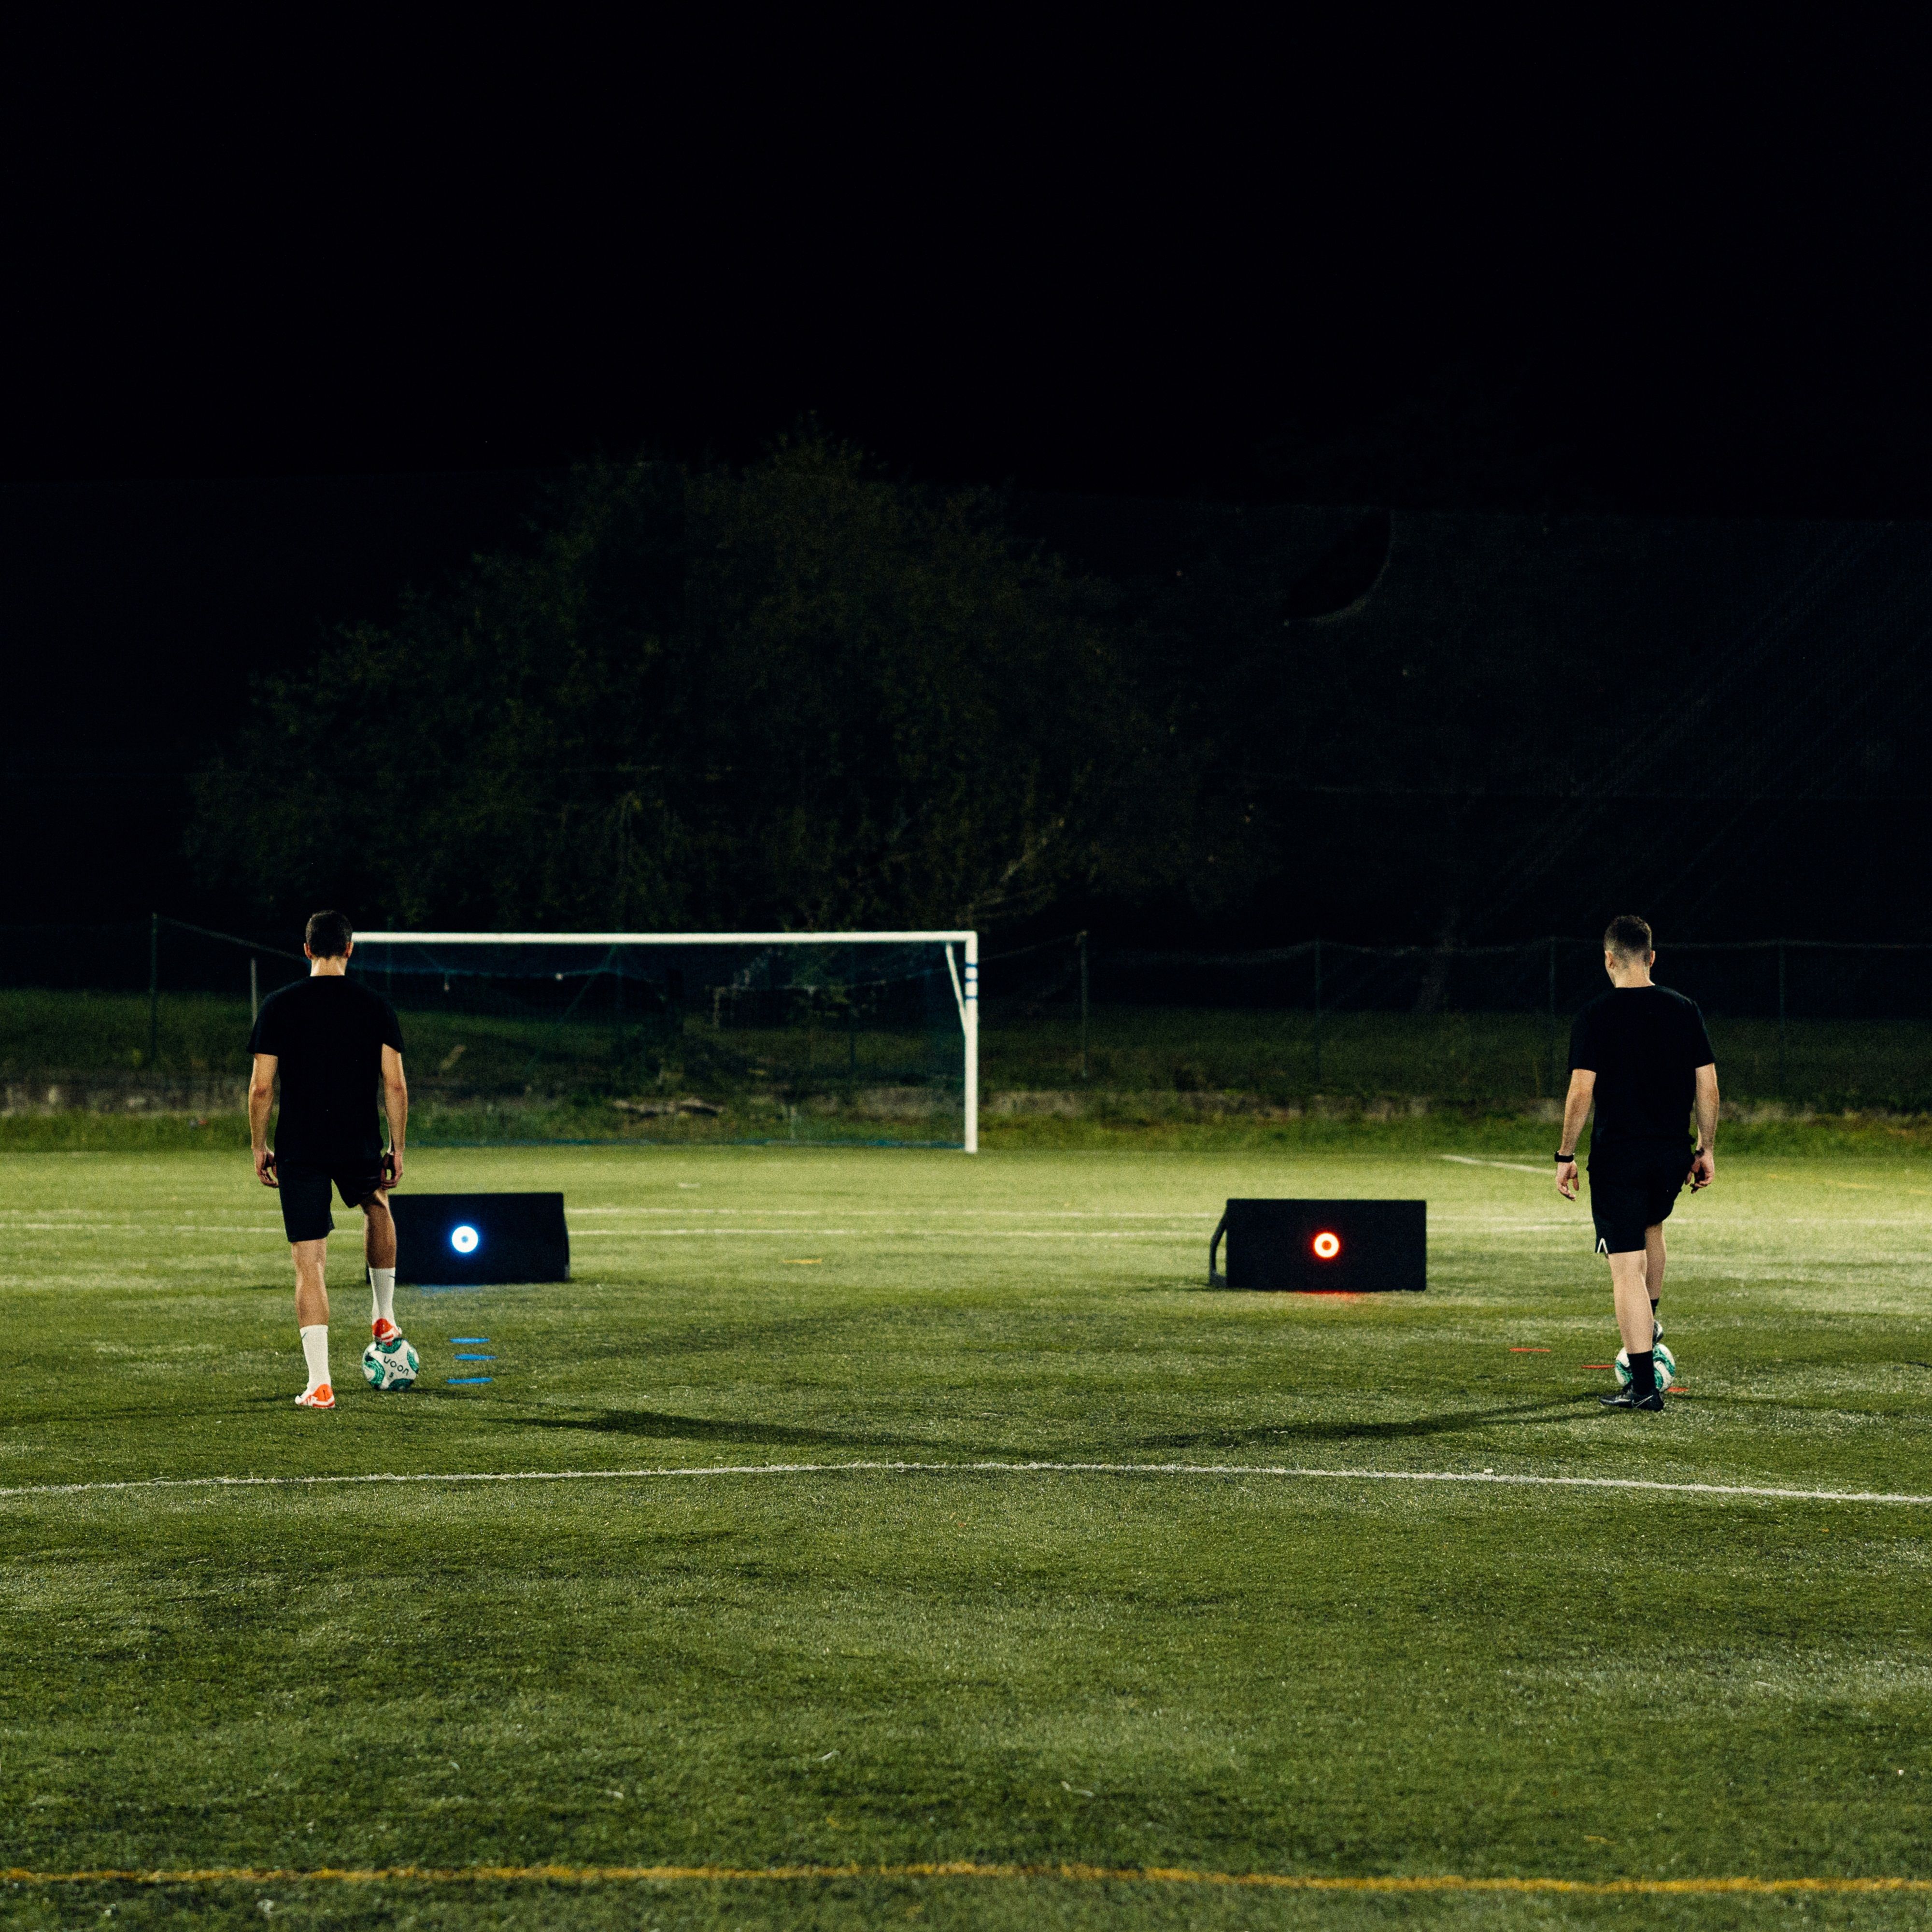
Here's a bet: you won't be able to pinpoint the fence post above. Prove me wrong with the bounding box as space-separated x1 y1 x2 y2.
1313 937 1323 1089
1548 936 1559 1098
1078 930 1089 1082
1777 939 1788 1096
147 912 160 1073
962 931 979 1154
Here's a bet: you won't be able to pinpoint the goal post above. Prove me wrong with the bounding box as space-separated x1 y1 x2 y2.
351 930 980 1151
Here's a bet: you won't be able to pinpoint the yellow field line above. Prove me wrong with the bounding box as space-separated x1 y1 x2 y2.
3 1863 1928 1894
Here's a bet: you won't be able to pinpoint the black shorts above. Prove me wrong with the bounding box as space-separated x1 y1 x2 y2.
1588 1144 1694 1256
276 1158 387 1244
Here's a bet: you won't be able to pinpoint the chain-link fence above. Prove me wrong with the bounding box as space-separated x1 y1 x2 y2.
986 934 1932 1111
5 920 1932 1124
0 919 968 1143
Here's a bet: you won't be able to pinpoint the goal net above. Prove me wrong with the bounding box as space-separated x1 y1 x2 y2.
348 931 980 1150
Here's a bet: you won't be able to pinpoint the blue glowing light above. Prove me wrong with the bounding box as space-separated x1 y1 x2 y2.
450 1224 480 1254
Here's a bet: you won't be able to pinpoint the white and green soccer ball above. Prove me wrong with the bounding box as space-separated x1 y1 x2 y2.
362 1335 419 1392
1615 1341 1677 1392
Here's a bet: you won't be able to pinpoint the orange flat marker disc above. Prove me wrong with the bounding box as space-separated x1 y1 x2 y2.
1510 1347 1552 1353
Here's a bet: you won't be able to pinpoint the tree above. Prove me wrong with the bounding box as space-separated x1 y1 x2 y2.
190 430 1164 932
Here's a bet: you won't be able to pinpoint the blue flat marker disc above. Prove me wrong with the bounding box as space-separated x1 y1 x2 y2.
450 1336 490 1344
454 1353 495 1361
445 1376 493 1385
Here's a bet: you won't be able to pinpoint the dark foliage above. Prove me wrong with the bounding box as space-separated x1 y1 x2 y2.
189 433 1263 933
186 442 1932 948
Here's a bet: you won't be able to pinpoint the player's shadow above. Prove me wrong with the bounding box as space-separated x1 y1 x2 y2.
506 1407 980 1454
1133 1393 1601 1449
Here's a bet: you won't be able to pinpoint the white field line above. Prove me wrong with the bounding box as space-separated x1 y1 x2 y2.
3 1461 1929 1508
4 1223 1205 1239
3 1222 270 1232
0 1209 1225 1221
1 1223 1553 1242
3 1222 282 1233
568 1228 874 1237
569 1228 1201 1239
1438 1155 1550 1175
567 1208 1224 1218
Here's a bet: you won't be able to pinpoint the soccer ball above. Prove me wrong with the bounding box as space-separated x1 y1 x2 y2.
362 1335 419 1392
1615 1341 1677 1392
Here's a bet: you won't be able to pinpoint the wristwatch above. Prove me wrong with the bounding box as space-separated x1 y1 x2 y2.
1555 1150 1576 1162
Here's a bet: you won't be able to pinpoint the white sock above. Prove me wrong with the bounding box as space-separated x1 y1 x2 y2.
369 1267 397 1326
299 1323 330 1392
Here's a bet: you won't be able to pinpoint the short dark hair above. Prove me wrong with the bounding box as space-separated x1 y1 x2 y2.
1604 914 1653 961
305 909 354 958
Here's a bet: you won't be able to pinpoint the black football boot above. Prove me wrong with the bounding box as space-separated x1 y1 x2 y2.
1600 1385 1665 1411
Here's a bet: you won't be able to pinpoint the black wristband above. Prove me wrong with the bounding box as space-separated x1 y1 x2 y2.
1555 1150 1576 1162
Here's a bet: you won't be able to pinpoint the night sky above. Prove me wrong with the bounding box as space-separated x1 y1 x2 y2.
7 41 1929 928
12 33 1929 512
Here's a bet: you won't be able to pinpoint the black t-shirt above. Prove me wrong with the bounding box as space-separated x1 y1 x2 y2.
248 977 404 1162
1568 985 1715 1155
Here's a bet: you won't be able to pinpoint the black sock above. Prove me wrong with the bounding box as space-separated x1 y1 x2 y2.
1626 1349 1657 1397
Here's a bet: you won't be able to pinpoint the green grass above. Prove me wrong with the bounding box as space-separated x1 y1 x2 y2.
3 1141 1932 1929
8 1105 1932 1163
1006 1005 1932 1113
10 989 1932 1112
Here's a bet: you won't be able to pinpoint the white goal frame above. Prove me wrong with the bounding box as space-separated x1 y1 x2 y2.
356 930 980 1152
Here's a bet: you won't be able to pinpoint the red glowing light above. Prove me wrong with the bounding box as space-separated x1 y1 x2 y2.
1311 1230 1342 1260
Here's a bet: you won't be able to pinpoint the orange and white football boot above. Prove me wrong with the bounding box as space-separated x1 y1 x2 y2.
296 1383 336 1410
371 1318 403 1346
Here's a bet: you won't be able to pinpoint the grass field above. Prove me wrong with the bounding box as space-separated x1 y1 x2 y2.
3 1139 1931 1928
11 988 1932 1116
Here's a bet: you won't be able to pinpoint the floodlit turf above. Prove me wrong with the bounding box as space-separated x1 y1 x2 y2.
2 1142 1930 1929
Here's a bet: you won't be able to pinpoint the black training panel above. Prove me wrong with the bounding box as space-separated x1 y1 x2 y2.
391 1192 570 1286
1220 1197 1426 1292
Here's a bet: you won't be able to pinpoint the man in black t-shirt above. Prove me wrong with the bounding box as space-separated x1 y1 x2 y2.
1556 915 1719 1411
247 910 409 1409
